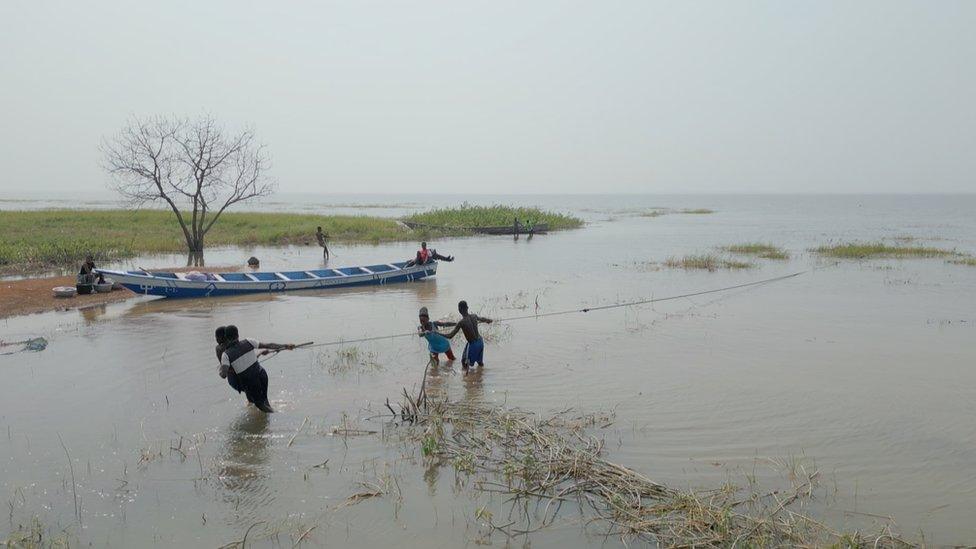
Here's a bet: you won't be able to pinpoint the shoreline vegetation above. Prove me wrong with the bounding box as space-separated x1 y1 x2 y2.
0 206 582 274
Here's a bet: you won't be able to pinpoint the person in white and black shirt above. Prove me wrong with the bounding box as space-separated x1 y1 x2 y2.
218 325 295 413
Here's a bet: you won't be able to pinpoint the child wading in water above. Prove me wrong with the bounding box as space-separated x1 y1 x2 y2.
417 307 455 363
441 300 492 370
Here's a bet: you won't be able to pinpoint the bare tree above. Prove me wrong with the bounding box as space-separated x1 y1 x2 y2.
101 115 275 265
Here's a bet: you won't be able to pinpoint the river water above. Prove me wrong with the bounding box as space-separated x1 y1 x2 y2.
1 194 974 546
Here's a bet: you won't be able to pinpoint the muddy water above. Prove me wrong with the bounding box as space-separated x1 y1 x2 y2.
1 195 975 546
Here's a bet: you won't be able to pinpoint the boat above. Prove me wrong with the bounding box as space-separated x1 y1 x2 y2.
401 221 548 235
96 261 437 299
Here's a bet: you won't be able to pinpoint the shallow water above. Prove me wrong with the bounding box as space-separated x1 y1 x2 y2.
1 194 975 546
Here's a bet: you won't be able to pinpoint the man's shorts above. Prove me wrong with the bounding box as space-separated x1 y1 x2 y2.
462 338 485 366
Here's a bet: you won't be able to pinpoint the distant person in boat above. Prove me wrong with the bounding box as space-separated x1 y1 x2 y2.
218 325 296 413
78 255 105 285
247 257 260 269
405 242 454 267
417 306 455 363
440 300 492 370
316 226 330 261
215 326 243 396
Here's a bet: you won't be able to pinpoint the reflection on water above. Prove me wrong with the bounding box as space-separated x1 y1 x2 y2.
215 410 273 527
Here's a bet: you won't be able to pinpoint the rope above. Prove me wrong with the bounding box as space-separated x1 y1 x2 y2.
264 270 806 356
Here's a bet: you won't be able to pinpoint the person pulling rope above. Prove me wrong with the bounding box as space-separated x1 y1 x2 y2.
263 270 807 355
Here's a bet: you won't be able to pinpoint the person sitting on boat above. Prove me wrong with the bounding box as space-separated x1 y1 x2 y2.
417 306 455 363
440 300 492 370
405 242 454 267
316 226 330 261
218 325 296 413
77 255 105 285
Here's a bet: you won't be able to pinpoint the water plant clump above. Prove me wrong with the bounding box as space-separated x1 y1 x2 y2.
663 254 755 271
724 242 790 260
812 241 958 259
949 257 976 267
384 391 912 548
404 204 583 230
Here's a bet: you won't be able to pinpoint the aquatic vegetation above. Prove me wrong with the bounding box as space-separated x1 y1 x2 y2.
724 242 790 260
664 254 755 271
404 204 583 230
639 207 716 218
813 241 958 259
949 257 976 266
0 209 421 272
384 392 912 547
323 346 383 375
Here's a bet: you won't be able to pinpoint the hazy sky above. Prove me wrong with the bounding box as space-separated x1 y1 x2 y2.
1 1 974 194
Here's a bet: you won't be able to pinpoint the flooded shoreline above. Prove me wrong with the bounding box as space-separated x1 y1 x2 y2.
2 194 975 546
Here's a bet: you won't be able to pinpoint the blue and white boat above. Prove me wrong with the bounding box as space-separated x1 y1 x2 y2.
96 261 436 298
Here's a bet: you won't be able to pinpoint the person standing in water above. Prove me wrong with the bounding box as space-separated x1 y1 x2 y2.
215 326 243 395
218 325 296 413
315 226 330 261
417 306 455 363
441 300 492 369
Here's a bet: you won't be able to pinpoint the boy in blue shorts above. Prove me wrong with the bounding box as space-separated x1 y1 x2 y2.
441 300 492 369
417 307 456 363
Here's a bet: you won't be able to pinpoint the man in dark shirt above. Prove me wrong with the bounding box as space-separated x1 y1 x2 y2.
315 226 329 260
441 300 492 369
78 255 105 284
218 325 295 413
215 326 243 395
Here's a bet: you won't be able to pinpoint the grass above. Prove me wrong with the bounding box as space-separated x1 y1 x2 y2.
404 204 583 230
813 241 958 259
949 257 976 266
0 209 423 272
724 242 790 260
664 254 755 271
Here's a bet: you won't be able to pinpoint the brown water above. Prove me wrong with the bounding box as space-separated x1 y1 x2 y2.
2 195 975 546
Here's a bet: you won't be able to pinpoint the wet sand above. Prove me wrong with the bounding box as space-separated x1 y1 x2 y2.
0 266 237 319
0 274 135 319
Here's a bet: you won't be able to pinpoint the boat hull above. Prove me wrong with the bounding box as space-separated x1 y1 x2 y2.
96 262 436 299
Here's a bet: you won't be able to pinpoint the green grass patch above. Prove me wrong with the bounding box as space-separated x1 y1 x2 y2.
404 204 582 230
0 209 419 272
812 241 957 259
724 243 790 260
677 208 715 214
664 254 755 271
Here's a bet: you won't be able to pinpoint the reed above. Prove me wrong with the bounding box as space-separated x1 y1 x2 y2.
813 241 957 259
949 257 976 266
404 204 583 230
724 242 790 260
664 254 755 271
